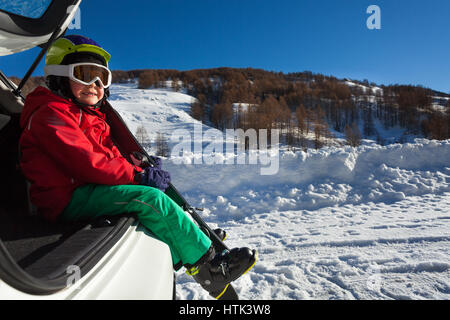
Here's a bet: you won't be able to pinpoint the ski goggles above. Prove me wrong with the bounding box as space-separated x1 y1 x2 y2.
44 63 112 88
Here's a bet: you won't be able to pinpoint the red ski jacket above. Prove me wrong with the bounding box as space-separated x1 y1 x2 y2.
19 86 142 222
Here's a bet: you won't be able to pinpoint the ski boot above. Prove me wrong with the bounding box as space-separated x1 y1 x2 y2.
188 247 258 299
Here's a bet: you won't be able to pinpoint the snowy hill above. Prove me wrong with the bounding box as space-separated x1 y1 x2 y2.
109 82 450 300
109 83 200 142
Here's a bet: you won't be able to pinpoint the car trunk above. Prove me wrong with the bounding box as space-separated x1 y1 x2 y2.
0 90 138 294
0 0 146 296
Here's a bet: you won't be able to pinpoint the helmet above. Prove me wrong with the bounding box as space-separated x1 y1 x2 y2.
45 35 111 67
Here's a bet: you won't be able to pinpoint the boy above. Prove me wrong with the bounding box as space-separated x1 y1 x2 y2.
19 35 256 299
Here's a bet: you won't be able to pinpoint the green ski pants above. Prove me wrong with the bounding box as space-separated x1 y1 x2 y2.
60 184 212 269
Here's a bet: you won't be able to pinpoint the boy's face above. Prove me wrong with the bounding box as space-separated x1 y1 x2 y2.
69 80 104 106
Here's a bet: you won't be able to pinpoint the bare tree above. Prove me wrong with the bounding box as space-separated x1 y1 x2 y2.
345 122 362 147
155 132 170 157
295 104 307 135
172 77 181 92
135 124 150 147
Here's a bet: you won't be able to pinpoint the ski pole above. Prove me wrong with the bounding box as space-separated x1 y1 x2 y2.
134 152 230 252
105 104 229 252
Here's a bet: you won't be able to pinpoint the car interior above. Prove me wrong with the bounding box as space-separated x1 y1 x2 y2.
0 0 141 296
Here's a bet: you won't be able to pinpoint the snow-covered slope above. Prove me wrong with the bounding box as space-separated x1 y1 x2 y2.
109 83 201 141
109 83 450 300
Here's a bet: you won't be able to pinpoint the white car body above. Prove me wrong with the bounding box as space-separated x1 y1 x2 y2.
0 0 175 300
0 224 174 300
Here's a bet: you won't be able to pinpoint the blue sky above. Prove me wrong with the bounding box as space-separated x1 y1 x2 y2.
1 0 449 93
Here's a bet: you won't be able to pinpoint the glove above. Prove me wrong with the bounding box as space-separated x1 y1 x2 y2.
141 166 171 192
148 156 162 169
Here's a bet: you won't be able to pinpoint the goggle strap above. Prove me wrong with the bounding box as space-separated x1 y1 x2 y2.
44 64 70 78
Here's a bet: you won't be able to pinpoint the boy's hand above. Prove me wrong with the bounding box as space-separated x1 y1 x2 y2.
130 152 162 169
141 166 171 192
130 153 143 167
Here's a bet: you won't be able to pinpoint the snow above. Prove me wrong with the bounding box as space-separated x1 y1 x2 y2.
109 82 450 300
431 96 449 113
109 84 200 142
345 80 383 96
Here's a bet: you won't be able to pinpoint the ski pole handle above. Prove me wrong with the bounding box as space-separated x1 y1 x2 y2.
132 151 152 168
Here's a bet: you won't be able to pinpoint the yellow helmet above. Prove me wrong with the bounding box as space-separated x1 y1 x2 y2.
45 35 111 67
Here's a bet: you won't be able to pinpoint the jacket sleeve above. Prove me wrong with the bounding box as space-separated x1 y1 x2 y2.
29 103 142 186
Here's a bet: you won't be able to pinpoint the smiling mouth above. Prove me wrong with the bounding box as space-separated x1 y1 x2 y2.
82 92 97 97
